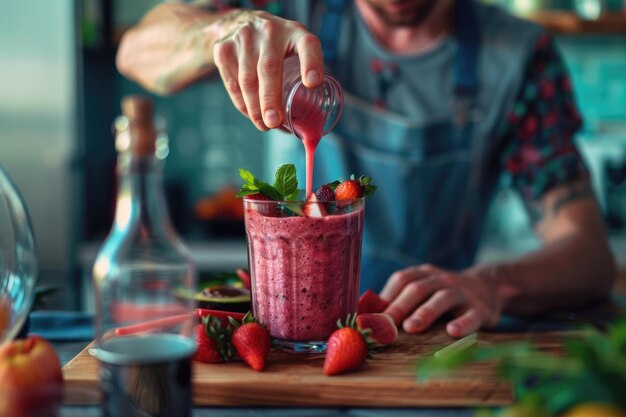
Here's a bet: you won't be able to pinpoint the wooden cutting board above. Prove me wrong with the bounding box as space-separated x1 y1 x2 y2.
63 329 567 407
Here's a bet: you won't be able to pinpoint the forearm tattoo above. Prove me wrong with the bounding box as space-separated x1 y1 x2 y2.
524 182 594 225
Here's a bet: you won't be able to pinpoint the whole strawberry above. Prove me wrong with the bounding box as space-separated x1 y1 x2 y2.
334 175 377 201
230 312 271 371
335 180 363 200
323 314 370 376
193 316 233 364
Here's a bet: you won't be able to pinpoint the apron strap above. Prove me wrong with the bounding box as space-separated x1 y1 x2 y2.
452 0 482 126
319 0 348 68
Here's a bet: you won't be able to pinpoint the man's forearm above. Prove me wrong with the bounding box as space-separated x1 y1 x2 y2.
116 3 230 95
482 231 617 317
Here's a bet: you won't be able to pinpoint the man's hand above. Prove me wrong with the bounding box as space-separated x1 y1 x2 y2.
380 264 501 338
117 3 324 126
213 10 324 131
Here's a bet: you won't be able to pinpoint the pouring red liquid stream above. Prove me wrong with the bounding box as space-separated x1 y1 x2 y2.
289 95 325 197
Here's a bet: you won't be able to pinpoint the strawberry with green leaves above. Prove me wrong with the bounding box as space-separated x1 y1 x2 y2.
193 315 234 364
323 314 372 376
229 312 271 372
331 175 377 201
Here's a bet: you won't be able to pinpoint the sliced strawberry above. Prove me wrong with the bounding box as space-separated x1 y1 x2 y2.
356 313 398 345
315 185 335 202
230 312 271 371
323 314 369 376
302 193 327 218
335 179 364 200
357 290 390 314
193 316 234 364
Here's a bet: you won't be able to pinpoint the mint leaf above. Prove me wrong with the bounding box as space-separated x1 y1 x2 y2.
238 168 283 200
274 164 298 198
285 189 301 201
239 169 256 186
236 184 259 198
257 182 283 201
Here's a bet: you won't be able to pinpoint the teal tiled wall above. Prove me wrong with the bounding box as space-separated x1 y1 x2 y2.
557 35 626 132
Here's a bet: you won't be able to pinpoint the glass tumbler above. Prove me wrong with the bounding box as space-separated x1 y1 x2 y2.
281 55 344 140
244 197 364 353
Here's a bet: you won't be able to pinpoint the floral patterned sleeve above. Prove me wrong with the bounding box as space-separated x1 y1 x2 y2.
502 34 589 202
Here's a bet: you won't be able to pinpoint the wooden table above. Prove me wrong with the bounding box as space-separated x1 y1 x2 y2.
62 328 576 408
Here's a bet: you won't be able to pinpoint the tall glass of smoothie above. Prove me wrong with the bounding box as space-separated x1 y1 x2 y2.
244 197 364 353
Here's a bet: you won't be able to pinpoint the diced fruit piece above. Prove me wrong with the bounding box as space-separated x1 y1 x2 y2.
335 179 363 200
315 185 335 202
230 312 271 372
323 314 369 376
357 290 390 314
303 193 327 218
193 316 234 364
356 313 398 345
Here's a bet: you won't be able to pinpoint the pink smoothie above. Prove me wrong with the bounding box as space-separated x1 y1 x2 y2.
244 203 364 342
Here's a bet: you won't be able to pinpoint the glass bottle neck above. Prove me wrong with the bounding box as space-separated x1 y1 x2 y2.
114 155 173 240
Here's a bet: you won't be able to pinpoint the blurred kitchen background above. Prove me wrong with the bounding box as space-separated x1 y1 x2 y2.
1 0 625 311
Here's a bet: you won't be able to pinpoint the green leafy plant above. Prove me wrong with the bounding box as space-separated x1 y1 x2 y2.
417 321 626 416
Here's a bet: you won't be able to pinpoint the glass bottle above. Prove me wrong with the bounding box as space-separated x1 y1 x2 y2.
92 95 197 417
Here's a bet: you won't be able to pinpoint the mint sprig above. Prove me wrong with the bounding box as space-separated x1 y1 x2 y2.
236 164 298 201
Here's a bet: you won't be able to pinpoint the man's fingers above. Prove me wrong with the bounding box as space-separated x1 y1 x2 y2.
380 264 440 301
214 41 247 117
446 309 483 338
403 289 462 333
383 276 441 326
257 42 284 128
237 26 266 131
293 31 324 88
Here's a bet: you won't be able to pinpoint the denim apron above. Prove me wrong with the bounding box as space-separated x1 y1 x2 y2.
314 0 486 292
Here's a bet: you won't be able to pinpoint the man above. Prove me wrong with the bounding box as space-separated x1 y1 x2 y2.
116 0 616 338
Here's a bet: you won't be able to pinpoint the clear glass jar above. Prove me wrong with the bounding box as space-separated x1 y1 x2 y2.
92 96 197 417
0 165 37 344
